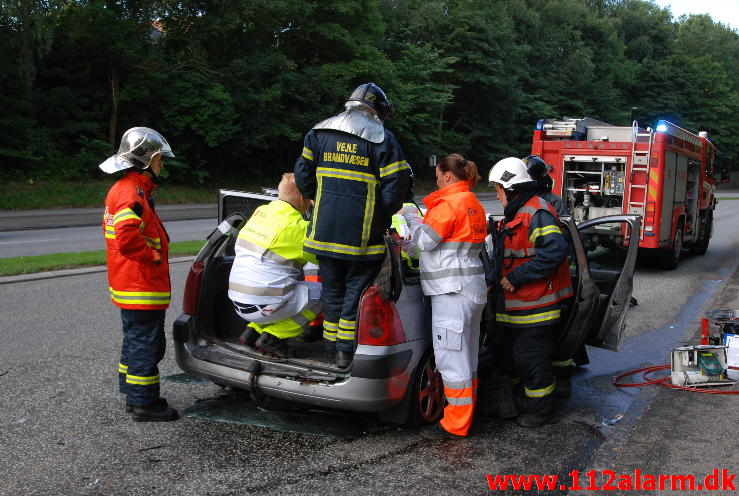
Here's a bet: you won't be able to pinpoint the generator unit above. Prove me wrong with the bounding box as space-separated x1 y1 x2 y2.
670 345 733 387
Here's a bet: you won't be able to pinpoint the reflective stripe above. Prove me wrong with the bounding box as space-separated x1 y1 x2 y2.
105 226 116 239
503 247 536 258
419 224 442 244
113 208 141 225
444 379 474 389
438 241 483 251
109 287 170 306
446 396 474 406
552 359 575 368
118 363 128 374
304 237 385 256
235 238 303 269
339 318 356 329
519 205 539 216
291 308 318 329
316 167 378 184
302 147 314 161
529 225 562 244
304 268 320 277
420 266 485 281
360 179 376 251
524 383 555 398
336 329 356 340
379 160 409 178
143 236 162 250
126 373 160 386
496 309 561 324
505 286 574 309
323 320 338 341
228 282 295 296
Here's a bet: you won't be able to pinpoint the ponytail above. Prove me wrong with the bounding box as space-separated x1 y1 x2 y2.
437 153 480 188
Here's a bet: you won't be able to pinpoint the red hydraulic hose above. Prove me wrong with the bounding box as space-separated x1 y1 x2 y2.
614 364 739 395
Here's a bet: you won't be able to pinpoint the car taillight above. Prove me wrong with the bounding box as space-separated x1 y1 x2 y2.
183 261 204 315
357 286 406 346
645 202 656 231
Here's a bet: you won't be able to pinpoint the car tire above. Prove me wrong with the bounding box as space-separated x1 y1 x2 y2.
405 349 445 427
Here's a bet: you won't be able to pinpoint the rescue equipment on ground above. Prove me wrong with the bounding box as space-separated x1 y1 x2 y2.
669 345 732 386
531 117 721 268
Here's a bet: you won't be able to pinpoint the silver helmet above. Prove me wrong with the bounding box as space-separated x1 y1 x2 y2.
98 127 174 174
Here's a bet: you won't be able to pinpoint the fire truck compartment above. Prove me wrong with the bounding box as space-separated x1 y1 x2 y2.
561 155 626 222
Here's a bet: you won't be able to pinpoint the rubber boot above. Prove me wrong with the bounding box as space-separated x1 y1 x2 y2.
256 332 293 358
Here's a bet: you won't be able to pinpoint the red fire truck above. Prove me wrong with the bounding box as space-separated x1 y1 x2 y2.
531 117 718 269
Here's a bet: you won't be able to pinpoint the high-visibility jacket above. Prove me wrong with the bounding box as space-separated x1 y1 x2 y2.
409 181 488 304
294 128 411 261
103 171 170 310
229 200 317 305
496 195 573 327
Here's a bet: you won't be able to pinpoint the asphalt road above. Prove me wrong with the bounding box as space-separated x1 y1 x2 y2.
1 200 738 494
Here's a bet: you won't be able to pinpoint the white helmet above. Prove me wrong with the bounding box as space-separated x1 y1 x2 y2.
98 127 175 174
488 157 532 190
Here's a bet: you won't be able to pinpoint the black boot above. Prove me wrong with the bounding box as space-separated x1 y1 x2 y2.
256 332 293 358
239 327 260 347
516 411 557 428
297 325 322 343
131 401 179 422
335 350 352 368
126 396 167 413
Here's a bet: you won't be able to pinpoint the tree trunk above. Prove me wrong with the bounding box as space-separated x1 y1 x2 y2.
19 0 34 94
108 67 120 146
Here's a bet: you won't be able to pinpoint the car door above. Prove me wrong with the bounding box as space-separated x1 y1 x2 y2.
577 215 641 351
551 217 600 360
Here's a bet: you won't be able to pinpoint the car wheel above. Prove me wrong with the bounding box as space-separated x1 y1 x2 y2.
406 350 445 426
662 225 683 270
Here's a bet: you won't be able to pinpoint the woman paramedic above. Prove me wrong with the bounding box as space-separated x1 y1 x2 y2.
398 153 488 439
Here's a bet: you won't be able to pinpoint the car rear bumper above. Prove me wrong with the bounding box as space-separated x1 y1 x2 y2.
173 313 424 412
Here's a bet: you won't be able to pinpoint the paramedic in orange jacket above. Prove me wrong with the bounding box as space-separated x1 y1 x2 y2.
399 153 488 439
99 127 178 422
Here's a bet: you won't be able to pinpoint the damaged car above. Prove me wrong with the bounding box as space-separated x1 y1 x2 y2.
172 189 640 424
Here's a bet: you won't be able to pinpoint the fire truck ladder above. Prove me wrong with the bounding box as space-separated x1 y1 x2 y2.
626 121 654 240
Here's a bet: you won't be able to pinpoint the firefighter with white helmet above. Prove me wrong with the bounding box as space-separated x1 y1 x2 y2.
100 127 178 422
487 157 574 427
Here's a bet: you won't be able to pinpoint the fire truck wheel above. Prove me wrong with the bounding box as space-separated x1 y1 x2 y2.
692 212 712 255
663 225 683 270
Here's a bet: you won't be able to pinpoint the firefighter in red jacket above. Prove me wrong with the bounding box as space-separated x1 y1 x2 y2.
488 157 574 428
99 127 178 422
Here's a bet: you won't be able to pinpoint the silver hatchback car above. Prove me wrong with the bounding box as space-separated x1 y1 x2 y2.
173 190 640 424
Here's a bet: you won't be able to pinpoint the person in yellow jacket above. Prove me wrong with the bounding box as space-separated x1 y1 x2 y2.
228 173 321 358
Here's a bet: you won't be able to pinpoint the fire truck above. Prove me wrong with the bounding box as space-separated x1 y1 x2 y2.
531 117 719 269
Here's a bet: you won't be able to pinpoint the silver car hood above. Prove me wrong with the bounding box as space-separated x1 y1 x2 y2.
312 109 385 143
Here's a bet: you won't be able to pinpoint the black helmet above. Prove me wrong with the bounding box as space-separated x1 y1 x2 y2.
346 82 395 121
523 155 553 190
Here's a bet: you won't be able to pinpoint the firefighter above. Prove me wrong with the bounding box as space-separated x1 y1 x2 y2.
99 127 179 422
228 173 321 358
488 157 574 428
523 154 576 396
523 155 570 217
400 153 488 439
294 82 412 368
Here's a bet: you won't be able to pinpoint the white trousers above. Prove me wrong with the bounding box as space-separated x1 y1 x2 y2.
431 292 485 383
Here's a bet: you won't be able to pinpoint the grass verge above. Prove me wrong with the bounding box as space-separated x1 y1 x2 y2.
0 240 205 277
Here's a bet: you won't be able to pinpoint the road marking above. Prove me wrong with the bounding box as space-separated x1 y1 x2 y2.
0 238 61 245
